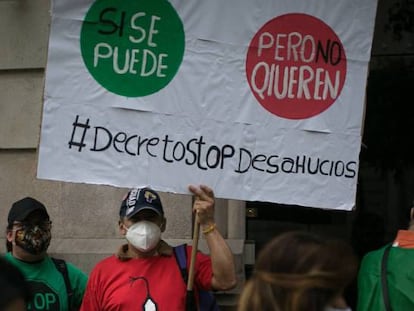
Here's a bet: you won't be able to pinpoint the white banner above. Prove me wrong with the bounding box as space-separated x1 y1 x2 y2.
38 0 378 210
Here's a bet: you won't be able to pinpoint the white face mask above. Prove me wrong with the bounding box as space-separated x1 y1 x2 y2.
125 221 161 252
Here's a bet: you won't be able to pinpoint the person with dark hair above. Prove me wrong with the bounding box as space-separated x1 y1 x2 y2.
0 256 31 311
80 185 237 310
357 205 414 310
238 231 358 311
4 197 88 311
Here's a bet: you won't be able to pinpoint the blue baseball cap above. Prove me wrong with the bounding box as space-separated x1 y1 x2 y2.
119 188 164 218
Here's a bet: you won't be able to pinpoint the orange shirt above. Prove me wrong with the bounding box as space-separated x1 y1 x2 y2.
393 230 414 248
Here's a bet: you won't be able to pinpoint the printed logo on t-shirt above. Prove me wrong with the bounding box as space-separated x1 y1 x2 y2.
27 281 61 311
130 276 159 310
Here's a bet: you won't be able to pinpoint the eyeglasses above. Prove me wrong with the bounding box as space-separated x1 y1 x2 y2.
13 221 52 230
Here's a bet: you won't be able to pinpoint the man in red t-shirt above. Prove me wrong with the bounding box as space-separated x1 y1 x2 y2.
80 184 237 311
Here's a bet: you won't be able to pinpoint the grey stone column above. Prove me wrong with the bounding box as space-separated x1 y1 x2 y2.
227 200 245 239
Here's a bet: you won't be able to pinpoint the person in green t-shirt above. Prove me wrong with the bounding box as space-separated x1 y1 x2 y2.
357 206 414 311
4 197 88 311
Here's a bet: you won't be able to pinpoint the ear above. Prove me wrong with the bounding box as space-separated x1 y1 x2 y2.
119 220 127 236
160 217 167 232
6 229 14 243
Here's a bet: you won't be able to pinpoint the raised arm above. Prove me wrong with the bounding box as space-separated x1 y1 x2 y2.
188 184 237 291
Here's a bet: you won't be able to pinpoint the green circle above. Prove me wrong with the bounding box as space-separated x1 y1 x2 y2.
80 0 185 97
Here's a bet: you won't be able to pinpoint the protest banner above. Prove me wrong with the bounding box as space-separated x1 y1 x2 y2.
38 0 378 210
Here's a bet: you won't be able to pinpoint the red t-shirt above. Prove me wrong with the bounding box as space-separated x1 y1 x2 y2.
80 245 212 310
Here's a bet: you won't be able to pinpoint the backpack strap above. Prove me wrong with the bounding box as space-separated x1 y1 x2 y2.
381 244 392 311
174 245 199 311
51 257 73 311
173 244 189 283
173 245 220 311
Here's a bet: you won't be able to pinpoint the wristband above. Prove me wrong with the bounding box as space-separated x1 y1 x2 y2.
202 223 216 235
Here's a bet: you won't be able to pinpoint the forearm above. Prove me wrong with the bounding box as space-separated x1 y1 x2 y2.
188 184 237 290
203 224 237 291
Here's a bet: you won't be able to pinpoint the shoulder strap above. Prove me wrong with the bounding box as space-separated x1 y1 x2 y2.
174 245 200 311
173 245 220 311
52 257 73 310
381 244 392 311
173 244 189 283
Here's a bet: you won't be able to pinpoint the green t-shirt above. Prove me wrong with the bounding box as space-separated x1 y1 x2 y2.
357 245 414 311
4 252 88 311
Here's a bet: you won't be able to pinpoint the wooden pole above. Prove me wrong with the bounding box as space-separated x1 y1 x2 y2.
187 214 200 290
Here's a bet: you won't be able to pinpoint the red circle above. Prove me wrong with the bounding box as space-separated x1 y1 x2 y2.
246 13 347 119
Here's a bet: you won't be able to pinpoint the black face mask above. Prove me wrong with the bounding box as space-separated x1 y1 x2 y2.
14 224 51 255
